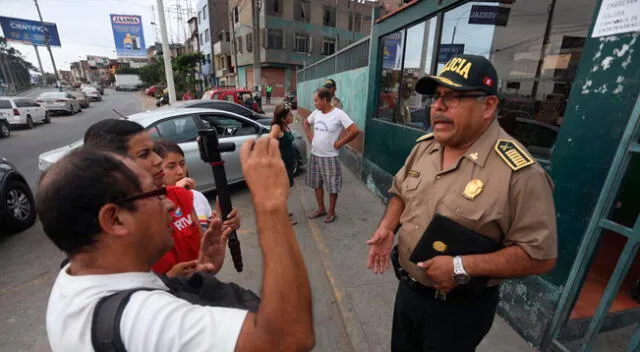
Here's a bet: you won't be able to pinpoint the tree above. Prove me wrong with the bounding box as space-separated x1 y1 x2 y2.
138 57 164 86
172 52 204 95
0 36 37 92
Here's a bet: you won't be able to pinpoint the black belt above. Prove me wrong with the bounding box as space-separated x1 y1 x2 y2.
390 246 494 301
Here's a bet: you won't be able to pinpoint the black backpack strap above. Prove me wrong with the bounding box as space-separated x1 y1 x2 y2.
91 288 156 352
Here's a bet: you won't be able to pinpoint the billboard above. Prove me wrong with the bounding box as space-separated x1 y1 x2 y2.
110 14 146 58
87 55 110 68
0 16 61 46
468 5 511 27
438 44 465 63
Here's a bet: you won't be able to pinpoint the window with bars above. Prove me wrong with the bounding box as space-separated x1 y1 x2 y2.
294 33 308 54
246 33 253 52
323 37 336 56
202 5 207 20
238 36 243 53
266 0 282 16
205 29 210 43
233 6 239 23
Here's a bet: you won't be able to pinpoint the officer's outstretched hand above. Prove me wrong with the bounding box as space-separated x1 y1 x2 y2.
366 227 394 274
418 256 456 293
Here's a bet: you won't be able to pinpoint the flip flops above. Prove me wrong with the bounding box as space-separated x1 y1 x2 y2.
308 210 327 219
324 214 337 223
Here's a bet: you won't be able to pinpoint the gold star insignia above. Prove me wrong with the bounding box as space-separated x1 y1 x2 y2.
469 152 479 161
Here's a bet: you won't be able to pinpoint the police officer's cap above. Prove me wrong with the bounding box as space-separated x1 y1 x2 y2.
415 55 498 96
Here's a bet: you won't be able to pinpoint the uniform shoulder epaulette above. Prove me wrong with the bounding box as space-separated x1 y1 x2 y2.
416 132 434 143
494 139 535 171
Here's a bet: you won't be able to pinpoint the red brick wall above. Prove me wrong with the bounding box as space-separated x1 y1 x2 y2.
246 67 286 97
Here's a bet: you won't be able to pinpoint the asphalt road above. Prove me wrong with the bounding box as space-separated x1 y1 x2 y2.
0 90 352 351
0 89 146 351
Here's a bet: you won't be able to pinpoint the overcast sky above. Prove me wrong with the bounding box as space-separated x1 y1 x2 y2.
1 0 197 73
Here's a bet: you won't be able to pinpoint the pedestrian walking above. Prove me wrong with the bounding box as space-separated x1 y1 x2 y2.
270 102 298 225
366 54 558 352
266 83 273 104
323 78 343 109
303 88 360 223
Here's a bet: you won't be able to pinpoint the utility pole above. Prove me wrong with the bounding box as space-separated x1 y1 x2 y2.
33 45 45 86
251 0 261 91
157 0 177 104
34 0 59 82
229 6 239 88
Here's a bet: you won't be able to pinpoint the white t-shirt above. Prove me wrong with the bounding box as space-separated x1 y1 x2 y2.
307 108 354 157
47 265 247 352
192 190 213 227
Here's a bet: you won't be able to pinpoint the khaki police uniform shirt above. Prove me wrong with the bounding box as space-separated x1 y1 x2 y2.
389 119 557 287
331 96 343 110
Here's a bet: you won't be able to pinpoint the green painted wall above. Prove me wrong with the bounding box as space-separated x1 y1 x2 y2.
237 66 247 88
297 66 370 129
546 30 640 285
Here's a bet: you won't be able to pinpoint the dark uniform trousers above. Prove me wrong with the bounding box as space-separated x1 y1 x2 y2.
392 280 500 352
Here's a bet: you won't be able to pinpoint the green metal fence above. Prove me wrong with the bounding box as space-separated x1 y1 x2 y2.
297 36 370 83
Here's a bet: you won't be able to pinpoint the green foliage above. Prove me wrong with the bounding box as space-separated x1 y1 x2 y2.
116 67 140 74
0 36 37 91
139 53 204 96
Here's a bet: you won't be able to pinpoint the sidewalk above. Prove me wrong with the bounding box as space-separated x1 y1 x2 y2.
212 120 536 351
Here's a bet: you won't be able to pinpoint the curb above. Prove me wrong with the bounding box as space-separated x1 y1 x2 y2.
293 183 371 352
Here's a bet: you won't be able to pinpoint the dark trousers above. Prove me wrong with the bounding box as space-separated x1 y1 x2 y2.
391 281 499 352
266 92 271 104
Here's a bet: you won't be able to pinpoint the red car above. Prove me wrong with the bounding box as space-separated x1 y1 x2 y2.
201 88 264 114
145 85 166 97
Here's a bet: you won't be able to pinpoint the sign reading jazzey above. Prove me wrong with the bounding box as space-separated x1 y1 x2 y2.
110 14 146 58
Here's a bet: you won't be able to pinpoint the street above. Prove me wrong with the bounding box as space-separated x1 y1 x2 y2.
0 90 353 351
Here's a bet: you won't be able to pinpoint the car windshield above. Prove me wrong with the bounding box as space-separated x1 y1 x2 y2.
39 92 65 99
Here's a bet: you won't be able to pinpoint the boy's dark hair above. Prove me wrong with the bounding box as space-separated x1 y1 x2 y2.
154 139 184 158
36 149 142 256
84 119 145 154
315 87 332 102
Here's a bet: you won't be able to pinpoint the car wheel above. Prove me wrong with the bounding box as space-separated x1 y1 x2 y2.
0 120 10 138
26 116 34 129
44 111 51 123
2 180 36 234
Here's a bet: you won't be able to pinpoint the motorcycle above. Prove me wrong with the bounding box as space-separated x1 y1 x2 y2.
156 94 169 107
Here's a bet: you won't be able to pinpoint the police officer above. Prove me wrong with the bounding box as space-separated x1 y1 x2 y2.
366 55 558 351
323 78 343 109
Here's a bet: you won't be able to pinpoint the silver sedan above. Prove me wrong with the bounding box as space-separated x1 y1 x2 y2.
36 92 81 115
38 108 307 192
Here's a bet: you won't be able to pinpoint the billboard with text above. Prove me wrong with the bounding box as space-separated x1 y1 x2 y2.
110 14 146 58
0 16 61 46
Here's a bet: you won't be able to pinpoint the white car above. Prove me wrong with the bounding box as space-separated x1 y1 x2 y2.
0 96 50 129
36 92 81 115
38 108 307 192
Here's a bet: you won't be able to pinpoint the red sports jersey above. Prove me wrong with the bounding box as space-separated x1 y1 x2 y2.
152 186 201 274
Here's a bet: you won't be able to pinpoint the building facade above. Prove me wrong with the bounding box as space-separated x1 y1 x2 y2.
197 0 232 88
229 0 374 98
297 0 640 350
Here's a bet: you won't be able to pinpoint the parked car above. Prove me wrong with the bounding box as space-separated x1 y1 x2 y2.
81 87 102 102
0 114 10 138
70 91 90 108
91 82 104 95
283 92 297 110
36 92 81 115
0 96 49 129
38 108 308 190
498 116 559 162
145 84 165 97
201 88 264 114
0 156 36 234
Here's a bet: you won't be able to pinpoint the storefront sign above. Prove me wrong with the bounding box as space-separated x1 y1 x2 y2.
438 44 465 63
592 0 640 37
468 5 511 27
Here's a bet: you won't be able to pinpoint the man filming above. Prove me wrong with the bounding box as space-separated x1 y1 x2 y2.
39 138 315 351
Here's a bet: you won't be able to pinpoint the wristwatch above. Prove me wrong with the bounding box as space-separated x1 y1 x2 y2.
453 256 470 285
